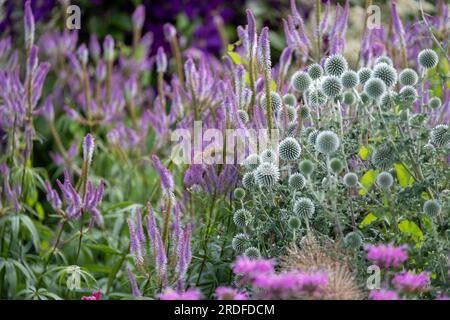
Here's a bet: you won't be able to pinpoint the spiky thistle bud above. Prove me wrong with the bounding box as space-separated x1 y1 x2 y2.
283 93 297 106
261 92 282 113
341 70 358 89
357 67 372 85
372 63 397 88
423 200 441 217
288 216 301 230
315 131 340 155
299 159 314 176
278 137 301 161
344 231 362 249
329 158 344 174
234 188 246 201
308 63 323 80
244 247 261 259
233 209 251 228
430 124 450 147
374 55 393 66
242 172 256 189
399 85 418 103
238 110 249 123
343 92 355 105
372 145 394 169
232 233 250 253
260 149 277 164
289 173 306 190
399 68 418 86
324 54 348 76
257 27 271 70
428 97 442 109
376 172 394 189
364 78 386 100
308 89 327 106
307 129 320 147
300 106 311 119
291 71 312 92
418 49 438 69
380 92 397 111
243 154 261 171
321 76 343 98
343 172 358 187
293 197 315 219
255 162 280 187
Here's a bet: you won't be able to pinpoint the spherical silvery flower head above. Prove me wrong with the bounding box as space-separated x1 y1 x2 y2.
344 231 362 249
329 158 344 174
233 208 251 228
291 71 312 92
374 55 393 66
343 92 355 105
261 91 282 113
293 197 315 219
321 76 343 98
299 106 311 119
341 70 358 89
372 63 397 88
288 216 301 230
324 54 348 76
430 124 450 147
308 88 327 106
278 137 301 161
399 85 418 104
423 199 441 217
357 67 372 85
364 78 386 100
371 145 394 169
283 93 297 106
418 49 438 69
308 63 323 80
233 187 246 200
260 149 277 163
243 154 261 171
360 92 371 104
343 172 358 187
244 246 261 259
399 68 418 86
279 105 297 123
255 162 280 187
238 110 249 123
315 130 340 155
232 233 249 253
242 172 256 189
299 159 314 176
376 171 394 189
380 92 397 111
428 97 442 109
289 172 306 190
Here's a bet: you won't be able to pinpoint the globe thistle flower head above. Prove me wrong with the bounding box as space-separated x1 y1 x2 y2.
344 231 362 249
380 92 397 111
315 131 340 155
238 110 249 123
289 173 306 190
374 55 393 66
283 93 297 106
418 49 438 69
279 105 297 123
242 172 256 189
428 97 442 109
278 137 301 161
376 172 394 189
343 92 355 105
244 247 261 259
288 216 301 230
372 145 394 169
233 209 251 228
291 71 312 92
372 63 397 88
329 158 344 174
341 70 358 89
293 197 315 219
430 124 450 147
308 63 323 80
232 233 250 253
359 92 372 104
233 188 246 200
364 78 386 100
307 129 319 148
255 162 280 187
423 199 441 217
321 76 343 98
299 159 314 176
243 154 261 171
399 68 418 86
299 106 311 119
399 85 418 104
261 92 282 113
324 54 348 76
260 149 277 163
308 88 327 106
343 172 358 187
357 67 372 85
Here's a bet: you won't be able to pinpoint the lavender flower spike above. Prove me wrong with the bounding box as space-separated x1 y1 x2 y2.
258 27 271 70
24 0 35 50
83 133 95 165
103 35 114 61
132 5 146 31
156 47 167 73
127 267 142 297
151 154 174 193
246 9 257 56
163 23 177 41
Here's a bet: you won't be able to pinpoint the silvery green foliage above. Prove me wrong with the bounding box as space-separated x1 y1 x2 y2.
278 137 301 161
315 131 340 155
418 49 439 69
291 71 312 92
324 54 348 76
399 68 418 86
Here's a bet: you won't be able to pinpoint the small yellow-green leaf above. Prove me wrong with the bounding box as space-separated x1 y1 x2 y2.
394 163 415 187
398 219 424 247
359 212 377 228
228 51 241 65
421 192 430 200
359 146 370 160
227 44 235 52
358 169 378 195
35 202 45 220
271 80 276 91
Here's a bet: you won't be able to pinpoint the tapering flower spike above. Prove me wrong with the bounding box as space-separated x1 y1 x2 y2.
24 0 35 51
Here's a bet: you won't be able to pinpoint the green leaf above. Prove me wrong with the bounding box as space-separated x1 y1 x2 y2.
398 219 424 247
84 243 122 255
359 146 370 160
394 163 414 187
359 212 377 228
228 51 241 65
358 169 378 195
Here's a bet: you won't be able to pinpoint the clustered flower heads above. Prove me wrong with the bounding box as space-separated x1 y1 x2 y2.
366 244 408 269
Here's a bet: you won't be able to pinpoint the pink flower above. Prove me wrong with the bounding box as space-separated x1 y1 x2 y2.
369 289 400 300
159 288 202 300
232 256 275 275
436 295 450 300
366 243 408 269
215 287 248 300
81 290 101 300
392 271 430 293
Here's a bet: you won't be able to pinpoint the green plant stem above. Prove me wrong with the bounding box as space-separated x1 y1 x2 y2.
263 69 273 138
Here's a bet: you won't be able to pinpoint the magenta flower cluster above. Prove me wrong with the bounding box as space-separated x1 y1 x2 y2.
366 243 408 269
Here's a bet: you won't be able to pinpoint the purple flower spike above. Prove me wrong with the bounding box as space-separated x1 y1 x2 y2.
258 27 271 70
103 35 114 61
77 44 88 65
156 46 167 73
83 133 95 165
151 154 174 193
132 5 146 31
163 23 177 41
24 0 35 49
246 9 257 56
127 218 144 266
127 268 142 297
